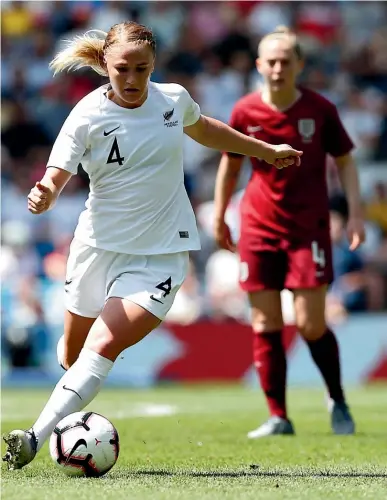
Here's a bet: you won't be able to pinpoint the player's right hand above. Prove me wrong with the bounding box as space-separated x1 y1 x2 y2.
267 144 303 168
214 219 236 253
27 182 53 214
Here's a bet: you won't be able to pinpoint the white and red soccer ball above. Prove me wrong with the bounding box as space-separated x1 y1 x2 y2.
49 411 119 477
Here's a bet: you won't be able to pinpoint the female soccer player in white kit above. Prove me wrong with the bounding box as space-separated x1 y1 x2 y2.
3 21 302 470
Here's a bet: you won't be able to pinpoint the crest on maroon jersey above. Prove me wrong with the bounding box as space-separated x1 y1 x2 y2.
298 119 315 142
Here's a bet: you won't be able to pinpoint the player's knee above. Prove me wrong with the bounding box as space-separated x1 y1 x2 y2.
251 316 284 333
297 321 326 341
83 327 118 359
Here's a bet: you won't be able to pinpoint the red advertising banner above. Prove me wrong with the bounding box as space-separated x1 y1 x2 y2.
157 320 387 383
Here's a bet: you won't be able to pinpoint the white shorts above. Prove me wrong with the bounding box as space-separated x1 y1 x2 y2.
64 239 189 320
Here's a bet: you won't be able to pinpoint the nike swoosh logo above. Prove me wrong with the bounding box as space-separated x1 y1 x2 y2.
63 385 82 400
65 438 87 465
104 126 120 136
150 295 163 304
65 280 72 286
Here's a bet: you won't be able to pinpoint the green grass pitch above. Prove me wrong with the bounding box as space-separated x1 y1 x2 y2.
1 384 387 499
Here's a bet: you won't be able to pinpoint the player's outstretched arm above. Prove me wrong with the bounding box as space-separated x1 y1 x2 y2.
27 167 72 215
184 115 303 167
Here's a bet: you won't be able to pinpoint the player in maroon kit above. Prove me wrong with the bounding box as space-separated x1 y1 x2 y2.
213 27 365 437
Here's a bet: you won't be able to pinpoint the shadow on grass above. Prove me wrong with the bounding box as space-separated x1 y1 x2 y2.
120 469 387 479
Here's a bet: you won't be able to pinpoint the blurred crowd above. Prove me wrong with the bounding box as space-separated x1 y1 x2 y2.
1 1 387 368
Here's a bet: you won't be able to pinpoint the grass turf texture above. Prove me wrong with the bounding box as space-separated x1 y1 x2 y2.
1 384 387 499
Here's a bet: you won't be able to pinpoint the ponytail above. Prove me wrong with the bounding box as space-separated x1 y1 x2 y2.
50 22 156 77
49 30 108 76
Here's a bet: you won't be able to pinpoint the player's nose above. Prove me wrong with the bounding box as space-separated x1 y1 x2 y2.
273 61 284 74
125 72 137 85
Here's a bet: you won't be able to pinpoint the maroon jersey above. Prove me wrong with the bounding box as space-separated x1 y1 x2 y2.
228 88 354 249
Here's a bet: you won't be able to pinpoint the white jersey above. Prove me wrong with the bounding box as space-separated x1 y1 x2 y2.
47 82 202 254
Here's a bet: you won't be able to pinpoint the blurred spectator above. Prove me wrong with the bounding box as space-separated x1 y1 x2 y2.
345 27 387 93
45 1 74 38
27 32 54 91
339 1 386 50
205 250 248 322
326 195 368 322
88 1 131 33
1 1 33 39
246 1 292 37
2 275 49 368
1 100 51 159
373 98 387 161
2 66 36 102
140 2 185 52
365 183 387 236
164 27 204 87
166 259 203 325
296 1 341 46
187 2 230 46
214 15 254 68
1 220 40 283
339 87 384 161
195 52 246 122
30 75 73 141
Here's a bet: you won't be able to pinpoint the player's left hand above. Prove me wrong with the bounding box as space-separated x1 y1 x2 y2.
346 216 366 251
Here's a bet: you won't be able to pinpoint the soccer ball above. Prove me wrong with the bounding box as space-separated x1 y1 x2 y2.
49 411 119 477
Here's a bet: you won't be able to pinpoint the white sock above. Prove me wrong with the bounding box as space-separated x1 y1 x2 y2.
31 348 113 452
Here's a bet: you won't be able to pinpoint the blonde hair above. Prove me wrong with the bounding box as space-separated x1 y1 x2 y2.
258 26 303 59
49 22 156 77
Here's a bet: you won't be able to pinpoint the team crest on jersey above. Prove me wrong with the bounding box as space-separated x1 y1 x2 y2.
163 109 174 121
163 108 178 128
298 119 315 142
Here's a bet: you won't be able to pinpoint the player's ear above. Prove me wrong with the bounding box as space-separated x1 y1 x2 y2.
296 58 305 74
255 57 262 74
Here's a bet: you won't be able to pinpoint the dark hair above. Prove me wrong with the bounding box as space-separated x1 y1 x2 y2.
258 25 303 60
50 21 156 76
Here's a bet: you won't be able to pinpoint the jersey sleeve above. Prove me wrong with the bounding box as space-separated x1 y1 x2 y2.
322 102 354 158
46 105 89 175
180 87 201 127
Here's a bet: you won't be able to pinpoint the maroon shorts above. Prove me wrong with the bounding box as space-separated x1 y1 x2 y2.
238 236 333 292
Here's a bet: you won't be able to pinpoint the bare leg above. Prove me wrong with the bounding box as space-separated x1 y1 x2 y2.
60 310 96 369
